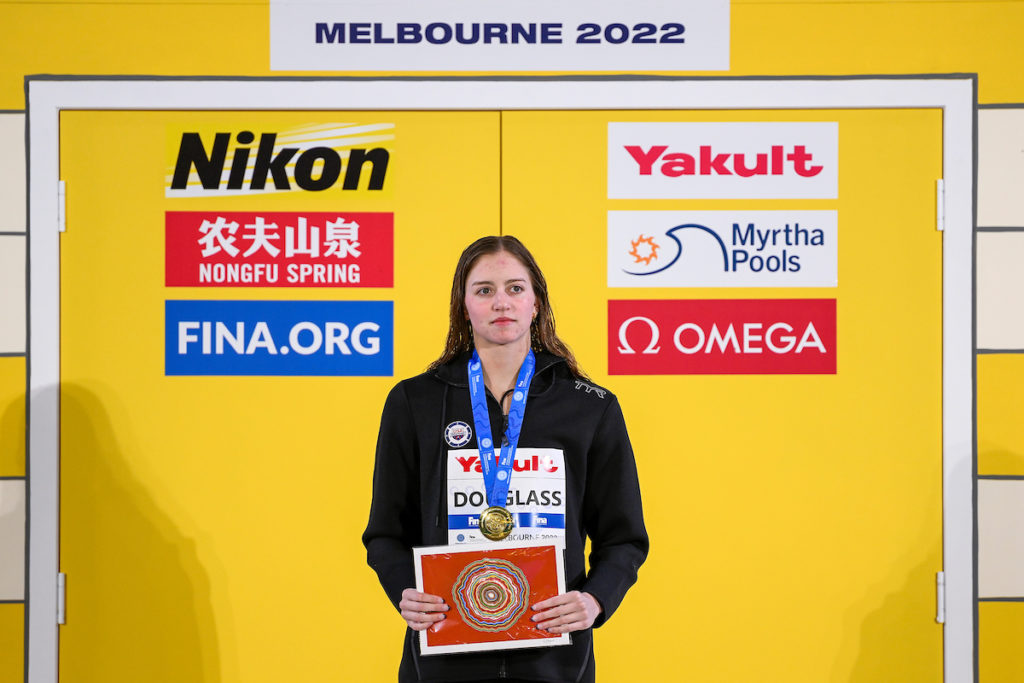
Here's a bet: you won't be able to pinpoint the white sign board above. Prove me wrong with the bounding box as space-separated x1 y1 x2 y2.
608 210 838 287
608 121 839 199
270 0 730 71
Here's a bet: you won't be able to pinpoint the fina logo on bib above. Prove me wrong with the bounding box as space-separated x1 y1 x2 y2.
608 210 837 288
445 421 473 448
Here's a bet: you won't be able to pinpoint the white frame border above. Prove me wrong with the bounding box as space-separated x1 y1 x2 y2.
26 76 975 682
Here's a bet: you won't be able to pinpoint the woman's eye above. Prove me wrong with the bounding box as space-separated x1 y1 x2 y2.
476 287 491 295
509 285 523 294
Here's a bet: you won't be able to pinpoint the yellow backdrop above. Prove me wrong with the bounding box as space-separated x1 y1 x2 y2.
59 110 498 681
504 109 943 681
58 106 943 681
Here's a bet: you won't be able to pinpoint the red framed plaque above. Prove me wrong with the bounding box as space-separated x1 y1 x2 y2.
413 540 570 655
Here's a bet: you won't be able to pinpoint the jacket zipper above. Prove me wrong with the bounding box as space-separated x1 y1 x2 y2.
436 383 450 529
499 657 508 678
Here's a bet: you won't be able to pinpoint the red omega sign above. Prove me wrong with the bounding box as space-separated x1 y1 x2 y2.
608 299 837 375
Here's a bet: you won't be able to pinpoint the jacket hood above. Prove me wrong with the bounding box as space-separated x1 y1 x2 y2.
431 350 568 396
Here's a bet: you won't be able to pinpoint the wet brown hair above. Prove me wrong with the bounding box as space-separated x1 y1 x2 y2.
428 235 586 379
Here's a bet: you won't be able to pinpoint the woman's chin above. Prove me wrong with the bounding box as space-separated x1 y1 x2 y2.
475 333 529 350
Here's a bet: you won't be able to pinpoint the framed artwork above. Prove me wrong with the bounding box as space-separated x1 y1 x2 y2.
414 540 571 655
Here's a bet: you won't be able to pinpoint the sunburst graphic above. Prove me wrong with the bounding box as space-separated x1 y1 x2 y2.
451 558 530 632
629 234 660 265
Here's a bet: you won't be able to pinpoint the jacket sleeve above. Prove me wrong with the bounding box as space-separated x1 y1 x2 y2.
579 396 649 627
362 382 421 611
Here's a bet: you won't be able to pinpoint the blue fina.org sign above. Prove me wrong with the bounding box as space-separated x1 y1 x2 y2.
165 300 393 376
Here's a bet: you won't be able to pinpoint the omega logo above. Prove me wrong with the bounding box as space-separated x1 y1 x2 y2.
617 316 826 356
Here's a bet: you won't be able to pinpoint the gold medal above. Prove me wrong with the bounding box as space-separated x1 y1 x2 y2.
479 506 514 541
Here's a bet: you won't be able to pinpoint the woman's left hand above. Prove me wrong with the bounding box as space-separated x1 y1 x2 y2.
530 591 603 633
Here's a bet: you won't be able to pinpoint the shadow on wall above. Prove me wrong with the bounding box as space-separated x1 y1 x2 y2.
1 385 25 473
977 442 1024 475
59 383 222 682
839 545 943 682
832 496 945 681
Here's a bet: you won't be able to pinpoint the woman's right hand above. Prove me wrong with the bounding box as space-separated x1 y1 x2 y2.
399 588 449 631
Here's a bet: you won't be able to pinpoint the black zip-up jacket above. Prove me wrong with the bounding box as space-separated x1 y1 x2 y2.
362 351 649 682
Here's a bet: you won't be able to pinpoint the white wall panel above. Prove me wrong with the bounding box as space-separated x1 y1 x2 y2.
979 109 1024 227
979 479 1024 598
0 235 25 353
0 479 25 600
977 232 1024 349
0 114 25 232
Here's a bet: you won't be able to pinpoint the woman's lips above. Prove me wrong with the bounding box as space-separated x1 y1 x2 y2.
492 317 515 325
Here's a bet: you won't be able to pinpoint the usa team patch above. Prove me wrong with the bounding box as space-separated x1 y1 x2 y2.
445 421 473 448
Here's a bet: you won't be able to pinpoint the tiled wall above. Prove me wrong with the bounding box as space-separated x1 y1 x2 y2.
976 106 1024 681
1 105 1023 677
0 110 26 682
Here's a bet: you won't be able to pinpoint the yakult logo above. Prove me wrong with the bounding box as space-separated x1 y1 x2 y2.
608 122 838 199
609 299 836 375
625 144 822 177
455 454 560 474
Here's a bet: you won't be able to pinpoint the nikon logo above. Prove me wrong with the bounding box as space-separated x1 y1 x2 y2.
169 131 389 194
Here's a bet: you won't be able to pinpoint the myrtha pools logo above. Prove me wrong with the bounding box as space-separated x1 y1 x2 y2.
607 211 838 288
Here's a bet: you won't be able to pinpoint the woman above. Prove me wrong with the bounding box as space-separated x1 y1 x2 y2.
363 235 648 682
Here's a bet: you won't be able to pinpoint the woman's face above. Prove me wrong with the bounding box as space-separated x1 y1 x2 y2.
464 251 538 352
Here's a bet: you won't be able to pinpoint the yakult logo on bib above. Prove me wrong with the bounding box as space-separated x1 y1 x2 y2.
454 453 560 474
608 299 836 375
608 122 838 199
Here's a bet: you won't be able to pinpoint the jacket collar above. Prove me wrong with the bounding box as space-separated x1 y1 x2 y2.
432 349 566 395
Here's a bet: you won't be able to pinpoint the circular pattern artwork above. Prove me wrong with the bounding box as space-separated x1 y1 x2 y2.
451 558 531 632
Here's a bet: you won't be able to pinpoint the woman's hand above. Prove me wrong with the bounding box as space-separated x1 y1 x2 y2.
531 591 603 633
399 588 449 631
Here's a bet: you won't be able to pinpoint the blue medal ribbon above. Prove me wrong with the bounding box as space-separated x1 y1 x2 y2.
467 349 536 509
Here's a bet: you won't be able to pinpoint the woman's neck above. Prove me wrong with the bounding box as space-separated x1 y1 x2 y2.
475 341 530 411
